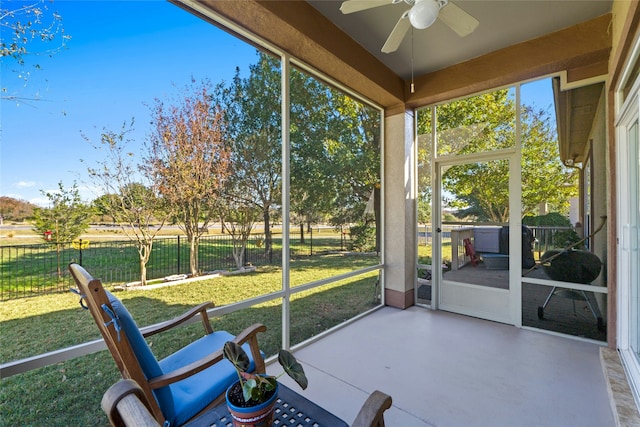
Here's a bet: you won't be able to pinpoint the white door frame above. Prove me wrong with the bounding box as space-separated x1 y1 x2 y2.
433 148 521 325
616 59 640 404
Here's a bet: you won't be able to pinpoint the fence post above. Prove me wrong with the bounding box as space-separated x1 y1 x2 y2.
177 235 181 274
310 227 313 256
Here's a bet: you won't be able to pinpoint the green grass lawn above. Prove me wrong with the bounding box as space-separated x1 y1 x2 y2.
0 255 380 426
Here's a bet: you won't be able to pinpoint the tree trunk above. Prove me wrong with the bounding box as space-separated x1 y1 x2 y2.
299 223 305 244
263 209 272 259
138 241 152 286
140 260 147 287
189 235 199 276
232 241 246 269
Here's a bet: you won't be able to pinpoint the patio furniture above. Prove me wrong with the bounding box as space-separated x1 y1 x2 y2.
474 225 536 269
68 263 266 427
352 389 393 427
102 378 392 427
463 238 479 267
536 250 605 331
102 379 158 427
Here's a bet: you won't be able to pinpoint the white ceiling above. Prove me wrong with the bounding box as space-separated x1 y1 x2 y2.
307 0 613 80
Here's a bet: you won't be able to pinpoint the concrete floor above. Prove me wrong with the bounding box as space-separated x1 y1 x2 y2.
418 263 607 341
269 306 615 427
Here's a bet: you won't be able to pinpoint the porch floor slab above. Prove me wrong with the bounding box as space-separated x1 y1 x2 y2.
270 306 615 427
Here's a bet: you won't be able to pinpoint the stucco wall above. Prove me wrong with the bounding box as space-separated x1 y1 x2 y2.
383 110 416 309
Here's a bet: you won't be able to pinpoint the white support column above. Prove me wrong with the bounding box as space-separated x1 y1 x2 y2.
281 54 291 349
383 109 417 308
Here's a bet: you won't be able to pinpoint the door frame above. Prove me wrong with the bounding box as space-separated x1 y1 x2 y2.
616 62 640 403
431 148 522 325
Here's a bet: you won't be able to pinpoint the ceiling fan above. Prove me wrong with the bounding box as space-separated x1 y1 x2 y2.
340 0 479 53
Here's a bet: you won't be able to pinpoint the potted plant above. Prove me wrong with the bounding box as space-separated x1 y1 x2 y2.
223 341 308 427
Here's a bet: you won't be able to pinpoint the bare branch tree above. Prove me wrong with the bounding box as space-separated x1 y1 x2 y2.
84 120 169 286
146 80 231 276
1 0 71 100
218 196 260 269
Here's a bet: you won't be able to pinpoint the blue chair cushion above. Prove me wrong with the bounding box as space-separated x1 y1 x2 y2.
104 291 261 426
159 331 258 426
105 291 175 419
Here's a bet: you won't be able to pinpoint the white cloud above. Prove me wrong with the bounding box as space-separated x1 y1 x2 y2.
15 181 36 188
30 196 50 207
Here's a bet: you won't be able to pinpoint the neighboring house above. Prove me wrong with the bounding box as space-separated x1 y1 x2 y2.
179 0 638 408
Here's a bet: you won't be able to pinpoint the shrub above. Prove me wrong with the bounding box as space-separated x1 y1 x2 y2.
348 222 376 252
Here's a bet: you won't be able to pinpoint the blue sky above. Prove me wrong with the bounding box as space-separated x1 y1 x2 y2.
1 0 556 207
1 0 258 206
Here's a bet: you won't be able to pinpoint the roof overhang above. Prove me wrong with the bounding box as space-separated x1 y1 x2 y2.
173 1 611 118
553 77 606 165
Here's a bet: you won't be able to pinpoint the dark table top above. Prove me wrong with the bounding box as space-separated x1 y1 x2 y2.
184 383 349 427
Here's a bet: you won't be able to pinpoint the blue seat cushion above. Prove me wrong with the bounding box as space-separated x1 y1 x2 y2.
159 331 259 426
104 291 175 418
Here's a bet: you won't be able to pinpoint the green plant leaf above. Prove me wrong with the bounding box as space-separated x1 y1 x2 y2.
242 378 257 402
223 341 250 373
278 349 308 390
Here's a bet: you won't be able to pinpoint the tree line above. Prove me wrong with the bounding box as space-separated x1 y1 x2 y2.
26 52 381 286
7 56 574 288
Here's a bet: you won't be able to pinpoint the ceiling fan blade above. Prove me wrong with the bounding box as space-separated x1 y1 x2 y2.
438 1 479 37
340 0 394 14
381 11 411 53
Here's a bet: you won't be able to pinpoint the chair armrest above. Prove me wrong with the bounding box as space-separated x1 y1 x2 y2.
102 379 160 427
351 390 392 427
148 323 267 389
142 302 215 337
232 323 267 374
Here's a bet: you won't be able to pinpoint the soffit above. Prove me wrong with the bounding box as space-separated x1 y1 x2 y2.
554 80 605 165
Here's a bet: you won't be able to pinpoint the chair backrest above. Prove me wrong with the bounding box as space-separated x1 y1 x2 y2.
69 263 169 423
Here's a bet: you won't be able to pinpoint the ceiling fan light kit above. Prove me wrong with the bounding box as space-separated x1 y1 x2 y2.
409 0 445 30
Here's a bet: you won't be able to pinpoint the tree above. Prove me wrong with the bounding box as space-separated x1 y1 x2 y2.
218 195 260 269
521 105 577 216
146 80 231 276
417 90 576 222
289 67 381 249
289 67 335 241
84 120 168 286
214 53 282 259
0 196 36 222
322 94 381 230
32 181 92 278
1 0 71 100
214 52 381 258
92 193 119 223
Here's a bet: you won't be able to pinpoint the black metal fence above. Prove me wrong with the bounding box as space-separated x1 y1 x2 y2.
0 230 345 301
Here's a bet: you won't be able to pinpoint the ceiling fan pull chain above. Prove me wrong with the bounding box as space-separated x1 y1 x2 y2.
411 27 415 93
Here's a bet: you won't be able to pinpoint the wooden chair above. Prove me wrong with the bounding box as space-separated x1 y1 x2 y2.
69 262 266 426
352 390 392 427
102 379 159 427
102 378 392 427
